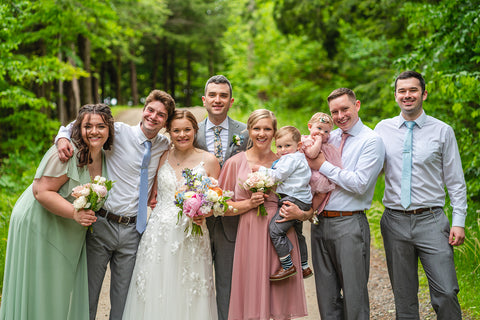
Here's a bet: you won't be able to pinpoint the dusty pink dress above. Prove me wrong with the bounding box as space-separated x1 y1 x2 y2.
219 152 308 320
301 135 342 194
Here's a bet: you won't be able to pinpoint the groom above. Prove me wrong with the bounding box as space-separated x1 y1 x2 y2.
55 90 175 320
196 75 247 320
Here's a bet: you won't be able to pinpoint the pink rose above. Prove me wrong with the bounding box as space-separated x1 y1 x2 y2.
72 184 90 198
92 184 108 197
183 194 203 218
244 173 261 189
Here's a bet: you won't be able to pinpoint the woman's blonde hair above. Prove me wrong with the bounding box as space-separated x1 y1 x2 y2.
246 109 277 149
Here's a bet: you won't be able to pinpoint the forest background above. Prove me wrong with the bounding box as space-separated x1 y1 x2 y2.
0 0 479 316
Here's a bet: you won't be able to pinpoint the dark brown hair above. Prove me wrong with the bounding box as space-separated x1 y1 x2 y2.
71 104 115 167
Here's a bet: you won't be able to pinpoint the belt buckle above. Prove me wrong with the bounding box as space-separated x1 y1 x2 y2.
118 216 130 225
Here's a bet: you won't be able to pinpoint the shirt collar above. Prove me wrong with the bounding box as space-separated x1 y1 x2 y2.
135 123 161 145
206 117 229 131
342 118 363 137
397 110 426 129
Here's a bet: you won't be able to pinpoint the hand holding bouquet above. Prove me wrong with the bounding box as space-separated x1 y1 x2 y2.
175 168 235 236
71 176 114 228
242 171 277 216
71 175 114 211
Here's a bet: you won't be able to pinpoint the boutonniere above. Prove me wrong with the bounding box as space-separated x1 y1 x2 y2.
231 134 244 146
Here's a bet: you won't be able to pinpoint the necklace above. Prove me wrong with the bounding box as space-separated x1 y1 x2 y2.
172 148 195 167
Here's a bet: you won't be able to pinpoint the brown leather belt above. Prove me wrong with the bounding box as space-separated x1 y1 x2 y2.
387 207 441 215
320 210 365 218
97 208 136 225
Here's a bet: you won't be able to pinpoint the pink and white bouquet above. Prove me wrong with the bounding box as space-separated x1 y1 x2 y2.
175 168 235 236
71 175 114 212
242 171 277 216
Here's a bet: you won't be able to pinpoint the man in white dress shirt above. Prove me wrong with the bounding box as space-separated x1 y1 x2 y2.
306 88 385 319
56 90 175 320
374 71 466 320
196 75 247 320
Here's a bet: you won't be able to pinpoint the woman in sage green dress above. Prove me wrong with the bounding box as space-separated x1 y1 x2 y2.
0 104 114 320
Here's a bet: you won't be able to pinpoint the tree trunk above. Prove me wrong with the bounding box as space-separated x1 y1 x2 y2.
68 43 81 118
152 42 160 90
92 74 100 104
78 34 92 105
130 54 139 106
57 48 67 124
186 45 192 107
169 46 175 99
115 54 122 105
162 39 169 92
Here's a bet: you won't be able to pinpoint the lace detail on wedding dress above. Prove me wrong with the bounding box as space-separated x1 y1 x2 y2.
131 160 214 308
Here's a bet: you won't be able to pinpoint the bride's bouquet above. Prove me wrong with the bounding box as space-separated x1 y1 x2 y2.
174 168 234 236
242 171 277 216
71 175 114 212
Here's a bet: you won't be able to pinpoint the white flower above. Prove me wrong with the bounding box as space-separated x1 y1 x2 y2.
206 189 220 202
212 202 224 216
73 196 88 210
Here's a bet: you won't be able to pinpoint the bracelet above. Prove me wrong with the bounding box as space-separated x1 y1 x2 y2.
302 211 307 221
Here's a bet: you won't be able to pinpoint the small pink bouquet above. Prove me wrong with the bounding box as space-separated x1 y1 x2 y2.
175 168 235 236
71 175 114 212
242 171 277 216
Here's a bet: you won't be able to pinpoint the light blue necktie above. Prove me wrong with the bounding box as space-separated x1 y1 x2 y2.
401 121 415 209
137 140 152 234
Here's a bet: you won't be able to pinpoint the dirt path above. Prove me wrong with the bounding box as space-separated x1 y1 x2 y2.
95 107 435 319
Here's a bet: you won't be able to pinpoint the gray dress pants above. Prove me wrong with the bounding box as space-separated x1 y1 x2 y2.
311 212 370 320
86 215 140 320
381 207 461 320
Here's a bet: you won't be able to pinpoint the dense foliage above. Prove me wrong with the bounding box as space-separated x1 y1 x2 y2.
1 0 479 314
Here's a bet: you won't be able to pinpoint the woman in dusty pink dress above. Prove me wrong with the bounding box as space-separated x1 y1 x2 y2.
219 109 309 320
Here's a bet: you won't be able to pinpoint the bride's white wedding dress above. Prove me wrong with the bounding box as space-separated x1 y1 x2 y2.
122 160 217 320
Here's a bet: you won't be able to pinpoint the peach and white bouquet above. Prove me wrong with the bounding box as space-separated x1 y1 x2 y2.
242 171 277 216
71 175 114 212
175 168 235 236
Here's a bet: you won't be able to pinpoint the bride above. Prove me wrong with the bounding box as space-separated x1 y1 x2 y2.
122 110 220 320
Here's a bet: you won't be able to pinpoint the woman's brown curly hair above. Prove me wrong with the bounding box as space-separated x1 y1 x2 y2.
71 104 115 167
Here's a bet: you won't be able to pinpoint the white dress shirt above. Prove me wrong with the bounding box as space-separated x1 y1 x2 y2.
319 119 385 211
205 118 229 158
375 111 467 227
262 151 312 204
56 122 170 216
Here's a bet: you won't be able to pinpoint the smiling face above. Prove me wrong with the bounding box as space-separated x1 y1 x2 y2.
81 114 109 151
395 77 427 120
169 118 196 151
202 83 234 124
141 100 168 139
249 118 275 150
328 94 360 132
